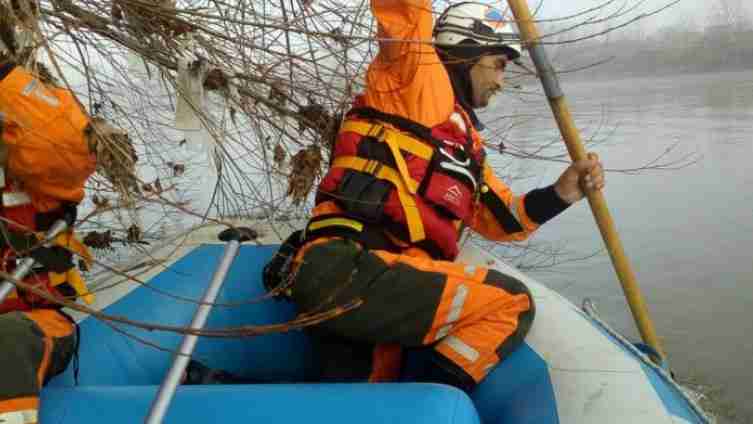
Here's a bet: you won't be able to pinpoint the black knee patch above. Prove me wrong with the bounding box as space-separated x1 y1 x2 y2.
483 270 536 361
483 269 528 295
0 313 46 399
401 347 476 393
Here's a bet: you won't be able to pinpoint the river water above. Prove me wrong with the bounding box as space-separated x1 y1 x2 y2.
483 70 753 423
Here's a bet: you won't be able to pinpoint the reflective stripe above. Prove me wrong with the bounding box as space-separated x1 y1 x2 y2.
22 78 60 107
0 409 39 424
0 168 4 189
443 335 479 363
449 112 467 134
332 156 425 242
308 217 364 233
437 147 478 191
435 283 468 340
3 191 31 207
339 121 433 160
436 325 451 340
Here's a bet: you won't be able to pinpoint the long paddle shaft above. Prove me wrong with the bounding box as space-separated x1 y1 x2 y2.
505 0 665 359
145 227 256 424
0 220 69 302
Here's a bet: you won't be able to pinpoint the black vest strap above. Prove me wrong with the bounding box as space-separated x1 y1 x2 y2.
302 213 447 259
303 213 400 253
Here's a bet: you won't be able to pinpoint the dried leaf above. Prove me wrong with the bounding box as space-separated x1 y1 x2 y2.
92 195 110 209
297 103 328 133
172 163 185 176
203 68 227 91
273 143 286 166
286 145 322 205
83 230 113 250
111 1 123 21
127 225 142 243
88 118 140 198
269 81 287 106
330 28 348 47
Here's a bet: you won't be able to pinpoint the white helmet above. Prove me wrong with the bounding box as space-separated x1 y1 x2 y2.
434 2 522 60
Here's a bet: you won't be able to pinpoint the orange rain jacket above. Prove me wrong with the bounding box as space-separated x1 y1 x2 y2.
0 66 96 212
304 0 568 260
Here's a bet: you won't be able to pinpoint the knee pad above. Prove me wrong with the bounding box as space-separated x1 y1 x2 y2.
483 270 535 360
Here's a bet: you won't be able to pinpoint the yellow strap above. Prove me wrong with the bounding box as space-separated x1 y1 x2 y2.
381 130 418 194
339 119 434 195
49 272 67 286
1 232 95 305
333 156 420 192
393 185 425 242
66 268 94 305
339 121 433 161
308 217 364 233
50 232 94 269
332 156 425 242
39 231 96 304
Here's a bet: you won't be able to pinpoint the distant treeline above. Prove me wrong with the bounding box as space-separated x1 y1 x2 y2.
553 23 753 80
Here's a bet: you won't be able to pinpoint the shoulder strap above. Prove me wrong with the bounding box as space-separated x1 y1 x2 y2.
348 107 443 149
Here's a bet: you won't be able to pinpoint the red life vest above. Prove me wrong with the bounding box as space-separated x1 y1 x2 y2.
0 175 86 313
310 102 486 260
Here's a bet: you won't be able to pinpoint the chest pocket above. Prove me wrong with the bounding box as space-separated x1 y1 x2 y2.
418 141 481 221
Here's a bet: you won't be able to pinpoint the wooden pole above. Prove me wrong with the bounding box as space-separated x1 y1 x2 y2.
505 0 666 358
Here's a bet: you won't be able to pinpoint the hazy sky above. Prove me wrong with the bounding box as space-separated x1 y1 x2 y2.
529 0 752 31
539 0 697 17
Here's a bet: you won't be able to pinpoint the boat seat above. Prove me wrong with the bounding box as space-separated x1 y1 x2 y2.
42 244 559 424
40 383 481 424
48 245 317 387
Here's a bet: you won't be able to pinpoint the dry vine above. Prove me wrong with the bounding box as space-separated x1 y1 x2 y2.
0 0 692 342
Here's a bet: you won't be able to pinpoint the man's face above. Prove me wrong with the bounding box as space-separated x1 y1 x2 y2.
469 53 508 108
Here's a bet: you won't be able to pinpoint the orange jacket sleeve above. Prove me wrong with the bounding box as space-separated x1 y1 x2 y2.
0 66 96 211
364 0 455 128
470 163 571 242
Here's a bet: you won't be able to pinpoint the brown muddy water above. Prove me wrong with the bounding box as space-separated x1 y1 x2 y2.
483 70 753 423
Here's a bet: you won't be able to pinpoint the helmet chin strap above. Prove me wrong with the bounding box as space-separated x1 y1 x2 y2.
441 56 485 131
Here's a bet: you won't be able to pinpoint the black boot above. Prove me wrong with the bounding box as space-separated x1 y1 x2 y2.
183 360 252 385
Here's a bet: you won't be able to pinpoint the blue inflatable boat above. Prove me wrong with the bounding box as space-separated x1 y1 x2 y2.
40 223 710 423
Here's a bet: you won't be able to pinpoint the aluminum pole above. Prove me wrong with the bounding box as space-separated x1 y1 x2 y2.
505 0 665 358
0 220 68 302
145 227 255 424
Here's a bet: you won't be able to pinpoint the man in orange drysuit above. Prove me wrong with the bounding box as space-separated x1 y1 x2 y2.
0 60 97 423
266 1 605 392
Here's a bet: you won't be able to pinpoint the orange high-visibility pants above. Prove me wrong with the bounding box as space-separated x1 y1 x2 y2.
291 238 534 389
0 309 75 424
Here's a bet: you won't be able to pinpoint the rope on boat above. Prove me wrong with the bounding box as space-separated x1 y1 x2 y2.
581 299 712 424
